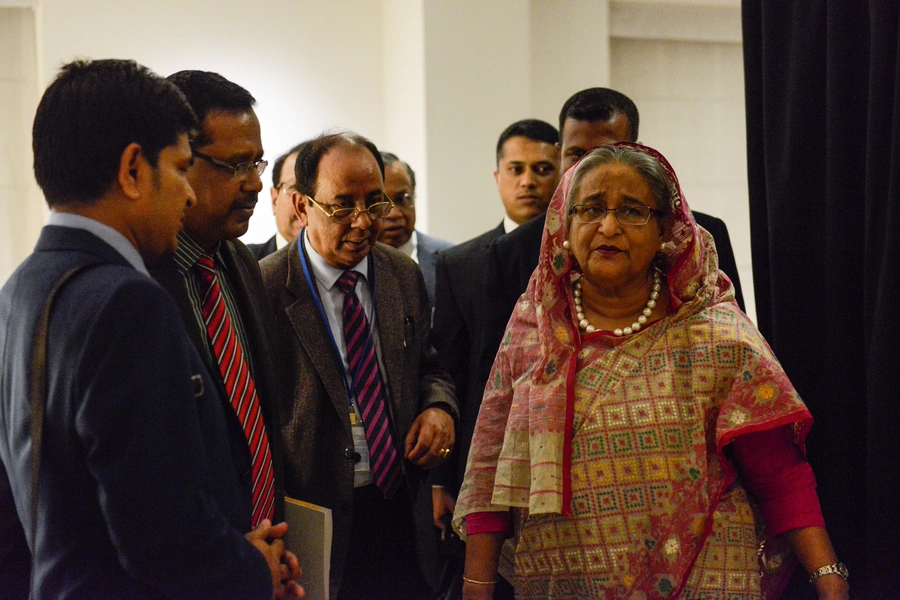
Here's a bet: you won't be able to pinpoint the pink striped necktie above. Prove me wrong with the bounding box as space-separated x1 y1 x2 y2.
195 254 275 525
336 270 401 499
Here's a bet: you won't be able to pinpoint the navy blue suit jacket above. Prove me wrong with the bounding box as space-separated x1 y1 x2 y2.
415 230 454 304
0 227 271 599
246 235 277 261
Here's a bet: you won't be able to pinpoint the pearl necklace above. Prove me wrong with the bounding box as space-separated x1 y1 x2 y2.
573 271 662 336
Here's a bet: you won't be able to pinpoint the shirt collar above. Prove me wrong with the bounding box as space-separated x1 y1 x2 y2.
173 231 220 274
275 231 291 250
394 229 417 261
301 229 369 291
503 215 520 234
48 212 149 275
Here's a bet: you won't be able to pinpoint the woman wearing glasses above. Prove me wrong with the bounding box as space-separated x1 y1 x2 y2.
454 144 848 599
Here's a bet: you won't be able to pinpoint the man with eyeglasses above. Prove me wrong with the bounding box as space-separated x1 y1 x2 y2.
150 71 287 543
376 151 453 304
247 145 305 260
259 132 458 600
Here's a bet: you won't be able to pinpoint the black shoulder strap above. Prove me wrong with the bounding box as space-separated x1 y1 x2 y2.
29 264 92 550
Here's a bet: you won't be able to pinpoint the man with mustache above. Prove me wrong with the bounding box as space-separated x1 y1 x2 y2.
150 71 286 535
259 132 458 599
248 144 305 260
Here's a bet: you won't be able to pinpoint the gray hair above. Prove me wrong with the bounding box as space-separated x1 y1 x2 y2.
565 145 675 226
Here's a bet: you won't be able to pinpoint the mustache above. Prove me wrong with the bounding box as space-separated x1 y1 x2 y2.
231 193 258 210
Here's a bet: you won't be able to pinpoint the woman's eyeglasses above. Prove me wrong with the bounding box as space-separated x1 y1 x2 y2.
569 204 663 226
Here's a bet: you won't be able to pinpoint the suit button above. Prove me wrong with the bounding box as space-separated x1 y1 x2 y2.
343 447 362 462
241 470 252 486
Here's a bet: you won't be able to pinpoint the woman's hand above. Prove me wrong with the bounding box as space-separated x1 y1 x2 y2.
813 575 849 600
781 526 849 600
462 532 504 600
462 580 496 600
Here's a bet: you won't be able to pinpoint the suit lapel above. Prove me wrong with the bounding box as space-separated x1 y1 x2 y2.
372 247 405 410
284 241 353 430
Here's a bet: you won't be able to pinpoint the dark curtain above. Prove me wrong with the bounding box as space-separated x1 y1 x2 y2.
743 1 900 597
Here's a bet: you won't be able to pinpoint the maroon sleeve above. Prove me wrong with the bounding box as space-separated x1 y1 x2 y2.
465 511 513 536
732 425 825 535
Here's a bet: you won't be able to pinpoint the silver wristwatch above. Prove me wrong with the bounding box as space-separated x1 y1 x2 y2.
808 562 849 584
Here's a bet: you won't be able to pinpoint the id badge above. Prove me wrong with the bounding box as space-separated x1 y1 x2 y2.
350 417 371 476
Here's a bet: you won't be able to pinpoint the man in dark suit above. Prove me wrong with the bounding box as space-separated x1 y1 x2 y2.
0 59 296 600
150 71 286 528
247 144 304 260
259 132 458 599
430 119 560 519
377 151 453 303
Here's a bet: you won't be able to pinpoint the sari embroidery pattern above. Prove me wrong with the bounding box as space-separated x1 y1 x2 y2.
508 302 791 598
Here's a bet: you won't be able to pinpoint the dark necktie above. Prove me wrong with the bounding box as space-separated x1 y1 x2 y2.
195 254 275 525
336 270 401 499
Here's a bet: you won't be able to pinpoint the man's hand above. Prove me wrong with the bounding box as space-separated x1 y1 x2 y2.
404 407 455 469
432 486 457 529
244 520 305 599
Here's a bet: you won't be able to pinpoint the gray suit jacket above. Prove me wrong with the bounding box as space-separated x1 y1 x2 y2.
415 230 454 304
259 235 457 597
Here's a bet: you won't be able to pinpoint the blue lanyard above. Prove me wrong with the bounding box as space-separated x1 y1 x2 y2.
297 228 378 406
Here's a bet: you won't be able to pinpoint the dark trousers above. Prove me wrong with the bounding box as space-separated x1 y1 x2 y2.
339 484 433 600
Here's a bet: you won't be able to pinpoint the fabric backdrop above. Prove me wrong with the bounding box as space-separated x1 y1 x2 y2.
743 2 900 597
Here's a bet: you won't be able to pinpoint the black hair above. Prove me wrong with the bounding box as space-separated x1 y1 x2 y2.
379 151 416 189
166 70 255 147
495 119 559 165
272 143 305 187
558 88 640 142
293 132 385 198
32 59 197 208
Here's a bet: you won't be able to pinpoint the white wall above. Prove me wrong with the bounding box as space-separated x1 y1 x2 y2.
0 6 42 285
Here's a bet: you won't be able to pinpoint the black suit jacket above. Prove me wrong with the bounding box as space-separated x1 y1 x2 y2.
430 222 505 489
259 237 458 596
0 227 271 599
246 235 277 261
150 238 285 522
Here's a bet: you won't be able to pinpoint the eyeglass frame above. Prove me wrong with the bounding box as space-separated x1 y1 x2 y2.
193 150 268 180
306 194 394 224
386 192 415 209
568 203 665 226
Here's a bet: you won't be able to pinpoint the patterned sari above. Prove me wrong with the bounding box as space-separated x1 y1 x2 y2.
453 143 811 599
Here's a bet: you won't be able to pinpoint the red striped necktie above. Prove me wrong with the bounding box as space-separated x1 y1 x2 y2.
195 254 275 525
336 270 401 499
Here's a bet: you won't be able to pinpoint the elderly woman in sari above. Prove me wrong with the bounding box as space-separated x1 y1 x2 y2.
453 143 849 600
